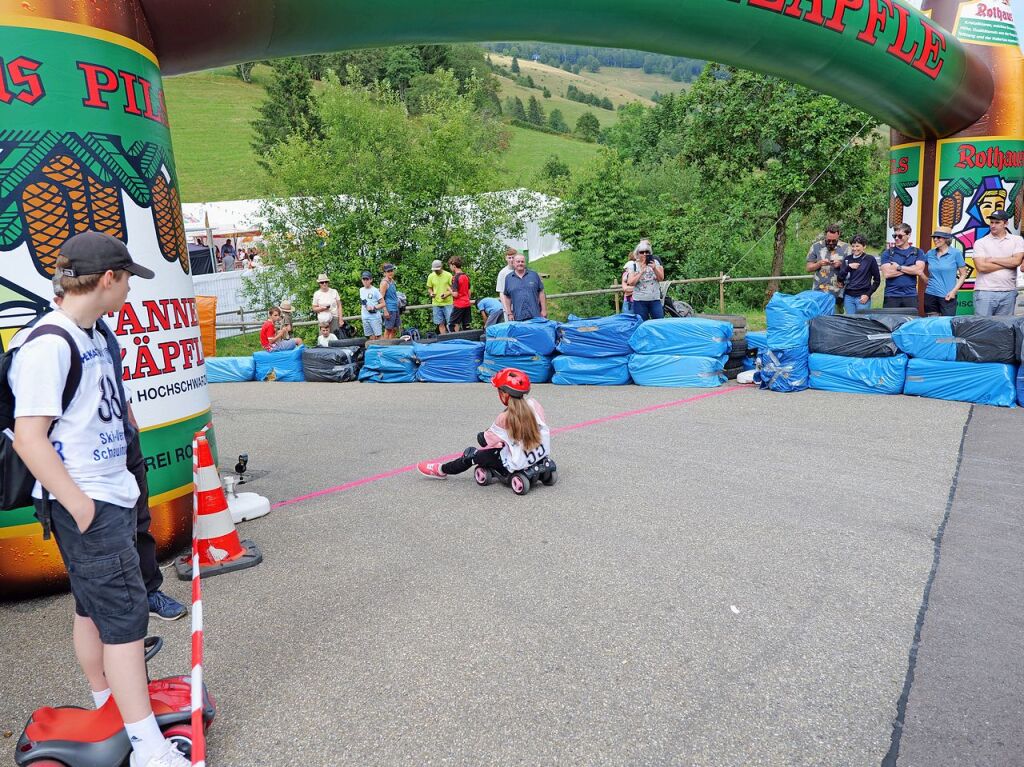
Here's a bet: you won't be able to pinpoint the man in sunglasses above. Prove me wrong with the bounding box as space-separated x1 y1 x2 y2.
880 223 926 310
805 224 849 311
971 209 1023 316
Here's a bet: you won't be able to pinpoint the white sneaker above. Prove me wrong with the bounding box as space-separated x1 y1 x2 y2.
129 739 191 767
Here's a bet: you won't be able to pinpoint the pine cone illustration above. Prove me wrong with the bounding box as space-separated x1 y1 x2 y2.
88 176 125 240
1015 187 1022 231
42 155 90 238
939 195 957 228
888 193 904 227
150 173 189 274
21 180 69 276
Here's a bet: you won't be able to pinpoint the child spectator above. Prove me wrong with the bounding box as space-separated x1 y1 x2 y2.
359 271 385 340
316 322 334 347
9 231 190 767
449 257 472 331
380 264 401 339
260 307 301 351
417 368 550 480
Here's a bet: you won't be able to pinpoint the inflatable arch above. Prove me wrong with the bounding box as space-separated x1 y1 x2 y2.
0 0 1020 597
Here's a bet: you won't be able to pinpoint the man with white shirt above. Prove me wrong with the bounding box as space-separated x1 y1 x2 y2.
496 247 517 319
972 209 1024 316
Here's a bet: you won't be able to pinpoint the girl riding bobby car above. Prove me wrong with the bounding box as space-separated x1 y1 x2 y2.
417 368 557 495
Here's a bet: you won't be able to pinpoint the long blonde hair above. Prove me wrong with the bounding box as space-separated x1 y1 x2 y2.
504 396 541 452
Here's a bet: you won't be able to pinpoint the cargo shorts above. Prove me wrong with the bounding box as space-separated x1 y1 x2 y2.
42 498 148 644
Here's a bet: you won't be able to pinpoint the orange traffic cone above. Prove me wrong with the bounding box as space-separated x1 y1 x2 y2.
174 434 262 580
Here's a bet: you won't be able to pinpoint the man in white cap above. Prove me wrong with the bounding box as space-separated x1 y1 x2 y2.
311 273 343 336
426 259 454 334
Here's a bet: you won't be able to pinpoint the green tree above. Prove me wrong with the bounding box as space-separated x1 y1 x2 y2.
526 95 545 126
251 57 323 169
547 109 569 133
574 112 600 142
542 87 551 98
504 96 527 121
679 64 880 298
510 56 520 73
251 80 524 330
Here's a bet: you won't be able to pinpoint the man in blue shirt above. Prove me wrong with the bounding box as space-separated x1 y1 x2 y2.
502 253 547 321
880 223 926 310
477 296 504 326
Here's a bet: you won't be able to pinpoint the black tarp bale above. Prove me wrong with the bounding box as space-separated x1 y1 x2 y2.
188 243 215 274
807 314 913 358
302 346 362 382
951 316 1019 364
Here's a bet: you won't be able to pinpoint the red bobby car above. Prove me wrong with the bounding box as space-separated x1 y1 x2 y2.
15 637 215 767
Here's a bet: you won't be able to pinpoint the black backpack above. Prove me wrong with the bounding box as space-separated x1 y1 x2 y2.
0 316 84 520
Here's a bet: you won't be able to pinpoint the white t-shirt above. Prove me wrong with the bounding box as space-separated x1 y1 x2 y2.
622 261 639 296
973 233 1024 292
9 311 139 508
316 334 332 348
359 286 382 319
312 287 341 318
496 265 513 296
488 399 551 472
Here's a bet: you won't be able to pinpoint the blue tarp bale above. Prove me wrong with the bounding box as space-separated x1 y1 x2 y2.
485 318 559 357
628 354 726 388
358 344 418 383
892 317 957 361
414 340 484 383
629 318 732 358
552 354 631 385
1017 365 1024 407
756 348 809 393
556 313 642 357
253 347 305 382
478 353 554 384
765 291 835 350
808 353 908 395
206 356 256 383
903 358 1017 408
747 331 769 352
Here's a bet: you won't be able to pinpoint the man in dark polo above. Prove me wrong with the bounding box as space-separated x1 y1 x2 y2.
501 253 547 321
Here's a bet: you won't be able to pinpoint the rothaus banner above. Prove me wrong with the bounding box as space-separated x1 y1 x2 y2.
0 18 209 597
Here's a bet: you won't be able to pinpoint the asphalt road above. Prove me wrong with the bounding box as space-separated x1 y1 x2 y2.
2 382 1020 766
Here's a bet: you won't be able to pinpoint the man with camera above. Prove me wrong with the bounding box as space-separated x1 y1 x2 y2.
806 224 850 310
625 239 666 321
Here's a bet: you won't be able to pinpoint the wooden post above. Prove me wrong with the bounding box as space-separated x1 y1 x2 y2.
238 307 245 335
614 291 620 313
719 273 726 313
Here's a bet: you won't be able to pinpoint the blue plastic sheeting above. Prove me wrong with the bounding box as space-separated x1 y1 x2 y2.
552 354 631 385
756 348 809 392
628 354 726 388
414 340 484 383
485 318 559 357
358 345 418 383
206 356 256 383
1017 366 1024 407
253 347 305 382
556 313 643 357
808 353 908 395
892 317 957 361
765 291 835 350
629 318 733 357
747 331 769 351
904 358 1017 407
478 353 554 384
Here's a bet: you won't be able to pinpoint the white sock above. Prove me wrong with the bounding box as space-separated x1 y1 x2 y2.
124 713 164 764
91 687 111 708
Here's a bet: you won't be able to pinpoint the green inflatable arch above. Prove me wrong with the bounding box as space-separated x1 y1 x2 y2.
145 0 993 139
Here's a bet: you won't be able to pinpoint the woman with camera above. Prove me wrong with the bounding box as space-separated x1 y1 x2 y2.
625 239 665 321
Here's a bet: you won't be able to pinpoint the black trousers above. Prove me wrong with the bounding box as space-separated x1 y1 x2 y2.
923 294 957 316
128 432 161 595
442 447 505 476
883 295 918 309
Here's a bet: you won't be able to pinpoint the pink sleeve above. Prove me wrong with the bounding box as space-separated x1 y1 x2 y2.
530 399 547 422
483 412 506 447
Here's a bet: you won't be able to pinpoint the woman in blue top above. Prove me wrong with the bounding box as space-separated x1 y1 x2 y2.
923 226 969 317
380 263 401 338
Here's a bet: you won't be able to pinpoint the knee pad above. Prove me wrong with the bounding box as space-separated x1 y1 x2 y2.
463 446 478 460
476 432 488 447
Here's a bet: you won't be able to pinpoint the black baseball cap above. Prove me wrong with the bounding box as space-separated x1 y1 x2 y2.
60 231 154 279
988 209 1012 222
361 271 372 279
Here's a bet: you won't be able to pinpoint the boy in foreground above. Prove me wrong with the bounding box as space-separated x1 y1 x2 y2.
11 231 189 767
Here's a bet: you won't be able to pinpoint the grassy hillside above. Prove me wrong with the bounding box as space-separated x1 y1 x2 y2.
501 126 602 187
585 66 689 100
490 55 659 108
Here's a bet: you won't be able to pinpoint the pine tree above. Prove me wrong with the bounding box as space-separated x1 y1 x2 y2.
504 96 527 121
527 95 544 126
511 56 520 73
547 109 569 133
251 58 323 168
542 87 551 98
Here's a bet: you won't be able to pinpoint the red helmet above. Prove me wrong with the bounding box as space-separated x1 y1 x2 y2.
491 367 531 398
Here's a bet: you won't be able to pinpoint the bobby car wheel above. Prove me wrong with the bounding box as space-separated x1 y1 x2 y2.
474 467 494 486
510 473 531 495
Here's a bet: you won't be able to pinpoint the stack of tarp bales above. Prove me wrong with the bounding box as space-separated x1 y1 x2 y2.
895 316 1019 407
627 318 731 387
758 291 835 392
253 346 305 382
480 318 559 383
358 344 418 383
552 313 642 385
415 340 484 383
807 314 912 395
302 346 362 383
206 356 256 383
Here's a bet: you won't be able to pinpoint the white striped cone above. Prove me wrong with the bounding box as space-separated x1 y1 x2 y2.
193 435 250 566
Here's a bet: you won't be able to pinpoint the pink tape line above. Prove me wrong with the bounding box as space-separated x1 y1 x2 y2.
271 386 743 510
